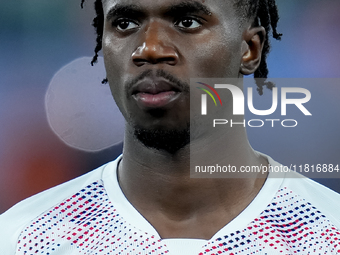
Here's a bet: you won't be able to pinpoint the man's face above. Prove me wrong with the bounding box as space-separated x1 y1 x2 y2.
102 0 245 134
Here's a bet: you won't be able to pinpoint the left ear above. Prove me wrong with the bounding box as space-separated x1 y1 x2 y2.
240 26 266 75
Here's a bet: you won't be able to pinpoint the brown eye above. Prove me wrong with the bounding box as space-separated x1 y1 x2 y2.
114 19 139 31
175 18 201 29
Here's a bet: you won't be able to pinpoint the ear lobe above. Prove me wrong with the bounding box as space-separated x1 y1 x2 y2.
240 26 266 75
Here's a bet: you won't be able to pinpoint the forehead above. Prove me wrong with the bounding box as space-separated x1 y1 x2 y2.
101 0 237 18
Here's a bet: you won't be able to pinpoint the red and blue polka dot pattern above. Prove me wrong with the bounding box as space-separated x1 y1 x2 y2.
17 184 340 254
17 181 168 254
201 187 340 254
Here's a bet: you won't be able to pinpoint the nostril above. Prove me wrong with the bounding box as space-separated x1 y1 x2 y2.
131 41 179 66
159 57 177 66
132 57 177 66
133 58 147 66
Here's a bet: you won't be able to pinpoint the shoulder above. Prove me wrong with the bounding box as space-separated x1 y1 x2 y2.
0 157 120 254
263 152 340 229
281 171 340 228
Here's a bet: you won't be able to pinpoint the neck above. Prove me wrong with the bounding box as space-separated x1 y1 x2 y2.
117 123 268 239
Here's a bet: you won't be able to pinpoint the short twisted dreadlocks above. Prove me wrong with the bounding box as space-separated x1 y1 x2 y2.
81 0 282 95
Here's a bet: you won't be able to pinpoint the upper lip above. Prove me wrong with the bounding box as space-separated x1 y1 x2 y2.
130 77 182 95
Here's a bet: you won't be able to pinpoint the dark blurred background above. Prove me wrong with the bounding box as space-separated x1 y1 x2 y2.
0 0 339 214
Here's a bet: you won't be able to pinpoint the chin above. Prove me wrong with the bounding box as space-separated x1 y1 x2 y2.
133 123 190 155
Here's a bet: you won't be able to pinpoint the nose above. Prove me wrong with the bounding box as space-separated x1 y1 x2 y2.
132 21 179 66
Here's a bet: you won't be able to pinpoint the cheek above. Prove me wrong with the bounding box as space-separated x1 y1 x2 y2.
187 32 242 78
102 34 133 96
102 36 128 113
103 35 128 80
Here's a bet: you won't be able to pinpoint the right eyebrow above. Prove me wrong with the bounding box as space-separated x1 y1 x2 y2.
106 4 145 21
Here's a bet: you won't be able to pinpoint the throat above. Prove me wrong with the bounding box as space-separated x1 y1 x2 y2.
135 180 264 240
119 127 269 239
118 159 266 239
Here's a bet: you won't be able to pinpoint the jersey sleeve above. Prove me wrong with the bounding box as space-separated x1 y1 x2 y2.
0 164 107 255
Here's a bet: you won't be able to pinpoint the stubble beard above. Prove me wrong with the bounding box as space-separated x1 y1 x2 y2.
134 123 190 155
122 69 191 154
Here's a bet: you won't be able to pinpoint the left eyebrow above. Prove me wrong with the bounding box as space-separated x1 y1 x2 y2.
106 4 145 21
164 1 212 17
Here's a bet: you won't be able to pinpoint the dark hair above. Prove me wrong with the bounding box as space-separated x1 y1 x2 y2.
234 0 282 95
81 0 282 94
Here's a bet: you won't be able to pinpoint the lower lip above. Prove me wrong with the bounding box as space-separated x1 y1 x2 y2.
133 91 180 108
